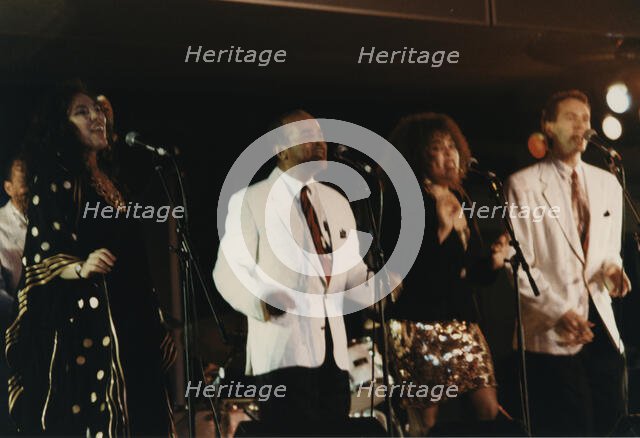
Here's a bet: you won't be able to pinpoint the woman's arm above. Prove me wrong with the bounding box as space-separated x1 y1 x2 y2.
59 248 116 279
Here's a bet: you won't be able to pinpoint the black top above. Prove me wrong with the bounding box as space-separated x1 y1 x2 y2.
389 190 495 322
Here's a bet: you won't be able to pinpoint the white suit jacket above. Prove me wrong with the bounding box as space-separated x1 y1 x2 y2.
213 167 373 375
506 159 626 355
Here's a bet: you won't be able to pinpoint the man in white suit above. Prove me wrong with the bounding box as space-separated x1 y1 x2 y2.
506 90 631 436
213 110 372 432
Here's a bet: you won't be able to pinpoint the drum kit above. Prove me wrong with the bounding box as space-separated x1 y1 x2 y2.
184 316 389 436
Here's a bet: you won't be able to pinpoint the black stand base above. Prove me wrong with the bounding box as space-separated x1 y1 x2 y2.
611 415 640 437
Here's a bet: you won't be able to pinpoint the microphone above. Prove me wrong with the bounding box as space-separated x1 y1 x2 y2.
334 145 374 174
583 129 622 160
125 131 171 157
467 157 496 179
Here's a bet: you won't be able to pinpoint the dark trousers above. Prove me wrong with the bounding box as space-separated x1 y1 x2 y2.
254 318 350 432
526 300 624 436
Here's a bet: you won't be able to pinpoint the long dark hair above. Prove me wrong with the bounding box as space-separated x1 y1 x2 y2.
22 79 117 186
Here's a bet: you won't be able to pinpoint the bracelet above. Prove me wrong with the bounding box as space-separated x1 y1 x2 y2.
75 263 84 279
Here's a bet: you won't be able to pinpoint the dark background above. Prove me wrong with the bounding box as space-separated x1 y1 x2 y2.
1 0 640 422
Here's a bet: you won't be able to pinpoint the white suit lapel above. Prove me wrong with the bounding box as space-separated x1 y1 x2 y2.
583 164 603 267
540 161 585 264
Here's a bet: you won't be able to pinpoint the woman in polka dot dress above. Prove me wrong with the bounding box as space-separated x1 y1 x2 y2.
5 81 176 436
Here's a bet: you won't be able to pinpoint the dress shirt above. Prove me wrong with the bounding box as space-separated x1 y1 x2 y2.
551 158 589 212
276 168 333 275
0 200 27 308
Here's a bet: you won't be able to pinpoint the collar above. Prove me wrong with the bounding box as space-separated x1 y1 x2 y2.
551 157 584 181
272 166 318 197
4 200 27 228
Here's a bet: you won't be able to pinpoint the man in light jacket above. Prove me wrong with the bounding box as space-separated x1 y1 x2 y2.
506 90 630 436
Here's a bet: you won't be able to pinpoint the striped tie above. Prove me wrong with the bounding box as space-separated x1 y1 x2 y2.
571 169 590 255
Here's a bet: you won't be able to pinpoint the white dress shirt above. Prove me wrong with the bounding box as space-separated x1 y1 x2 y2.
0 200 27 304
277 169 334 276
551 158 589 215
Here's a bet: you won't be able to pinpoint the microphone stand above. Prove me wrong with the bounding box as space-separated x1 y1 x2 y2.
472 168 539 437
598 151 638 434
601 153 640 253
152 152 227 438
357 168 402 437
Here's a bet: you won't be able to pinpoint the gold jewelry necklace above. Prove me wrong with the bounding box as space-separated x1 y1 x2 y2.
90 171 126 211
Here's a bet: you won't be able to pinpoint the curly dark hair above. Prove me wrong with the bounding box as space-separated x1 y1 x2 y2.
22 79 116 185
389 112 472 184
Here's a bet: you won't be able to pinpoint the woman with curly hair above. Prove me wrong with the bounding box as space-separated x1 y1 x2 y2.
6 81 175 436
387 113 507 436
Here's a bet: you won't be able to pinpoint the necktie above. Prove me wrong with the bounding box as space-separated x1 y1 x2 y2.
571 169 590 255
299 186 332 284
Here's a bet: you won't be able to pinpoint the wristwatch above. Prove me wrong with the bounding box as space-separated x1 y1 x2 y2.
75 263 84 279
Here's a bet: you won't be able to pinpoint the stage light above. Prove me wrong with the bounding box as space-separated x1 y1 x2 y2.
602 115 622 140
606 83 631 113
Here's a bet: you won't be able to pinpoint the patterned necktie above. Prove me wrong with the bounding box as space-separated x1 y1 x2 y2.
299 186 332 284
571 169 590 255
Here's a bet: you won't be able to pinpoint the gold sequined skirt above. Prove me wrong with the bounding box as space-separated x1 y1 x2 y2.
388 319 496 406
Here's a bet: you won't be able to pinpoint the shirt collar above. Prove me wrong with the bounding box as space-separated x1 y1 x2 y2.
273 166 317 197
6 201 27 227
551 156 584 181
